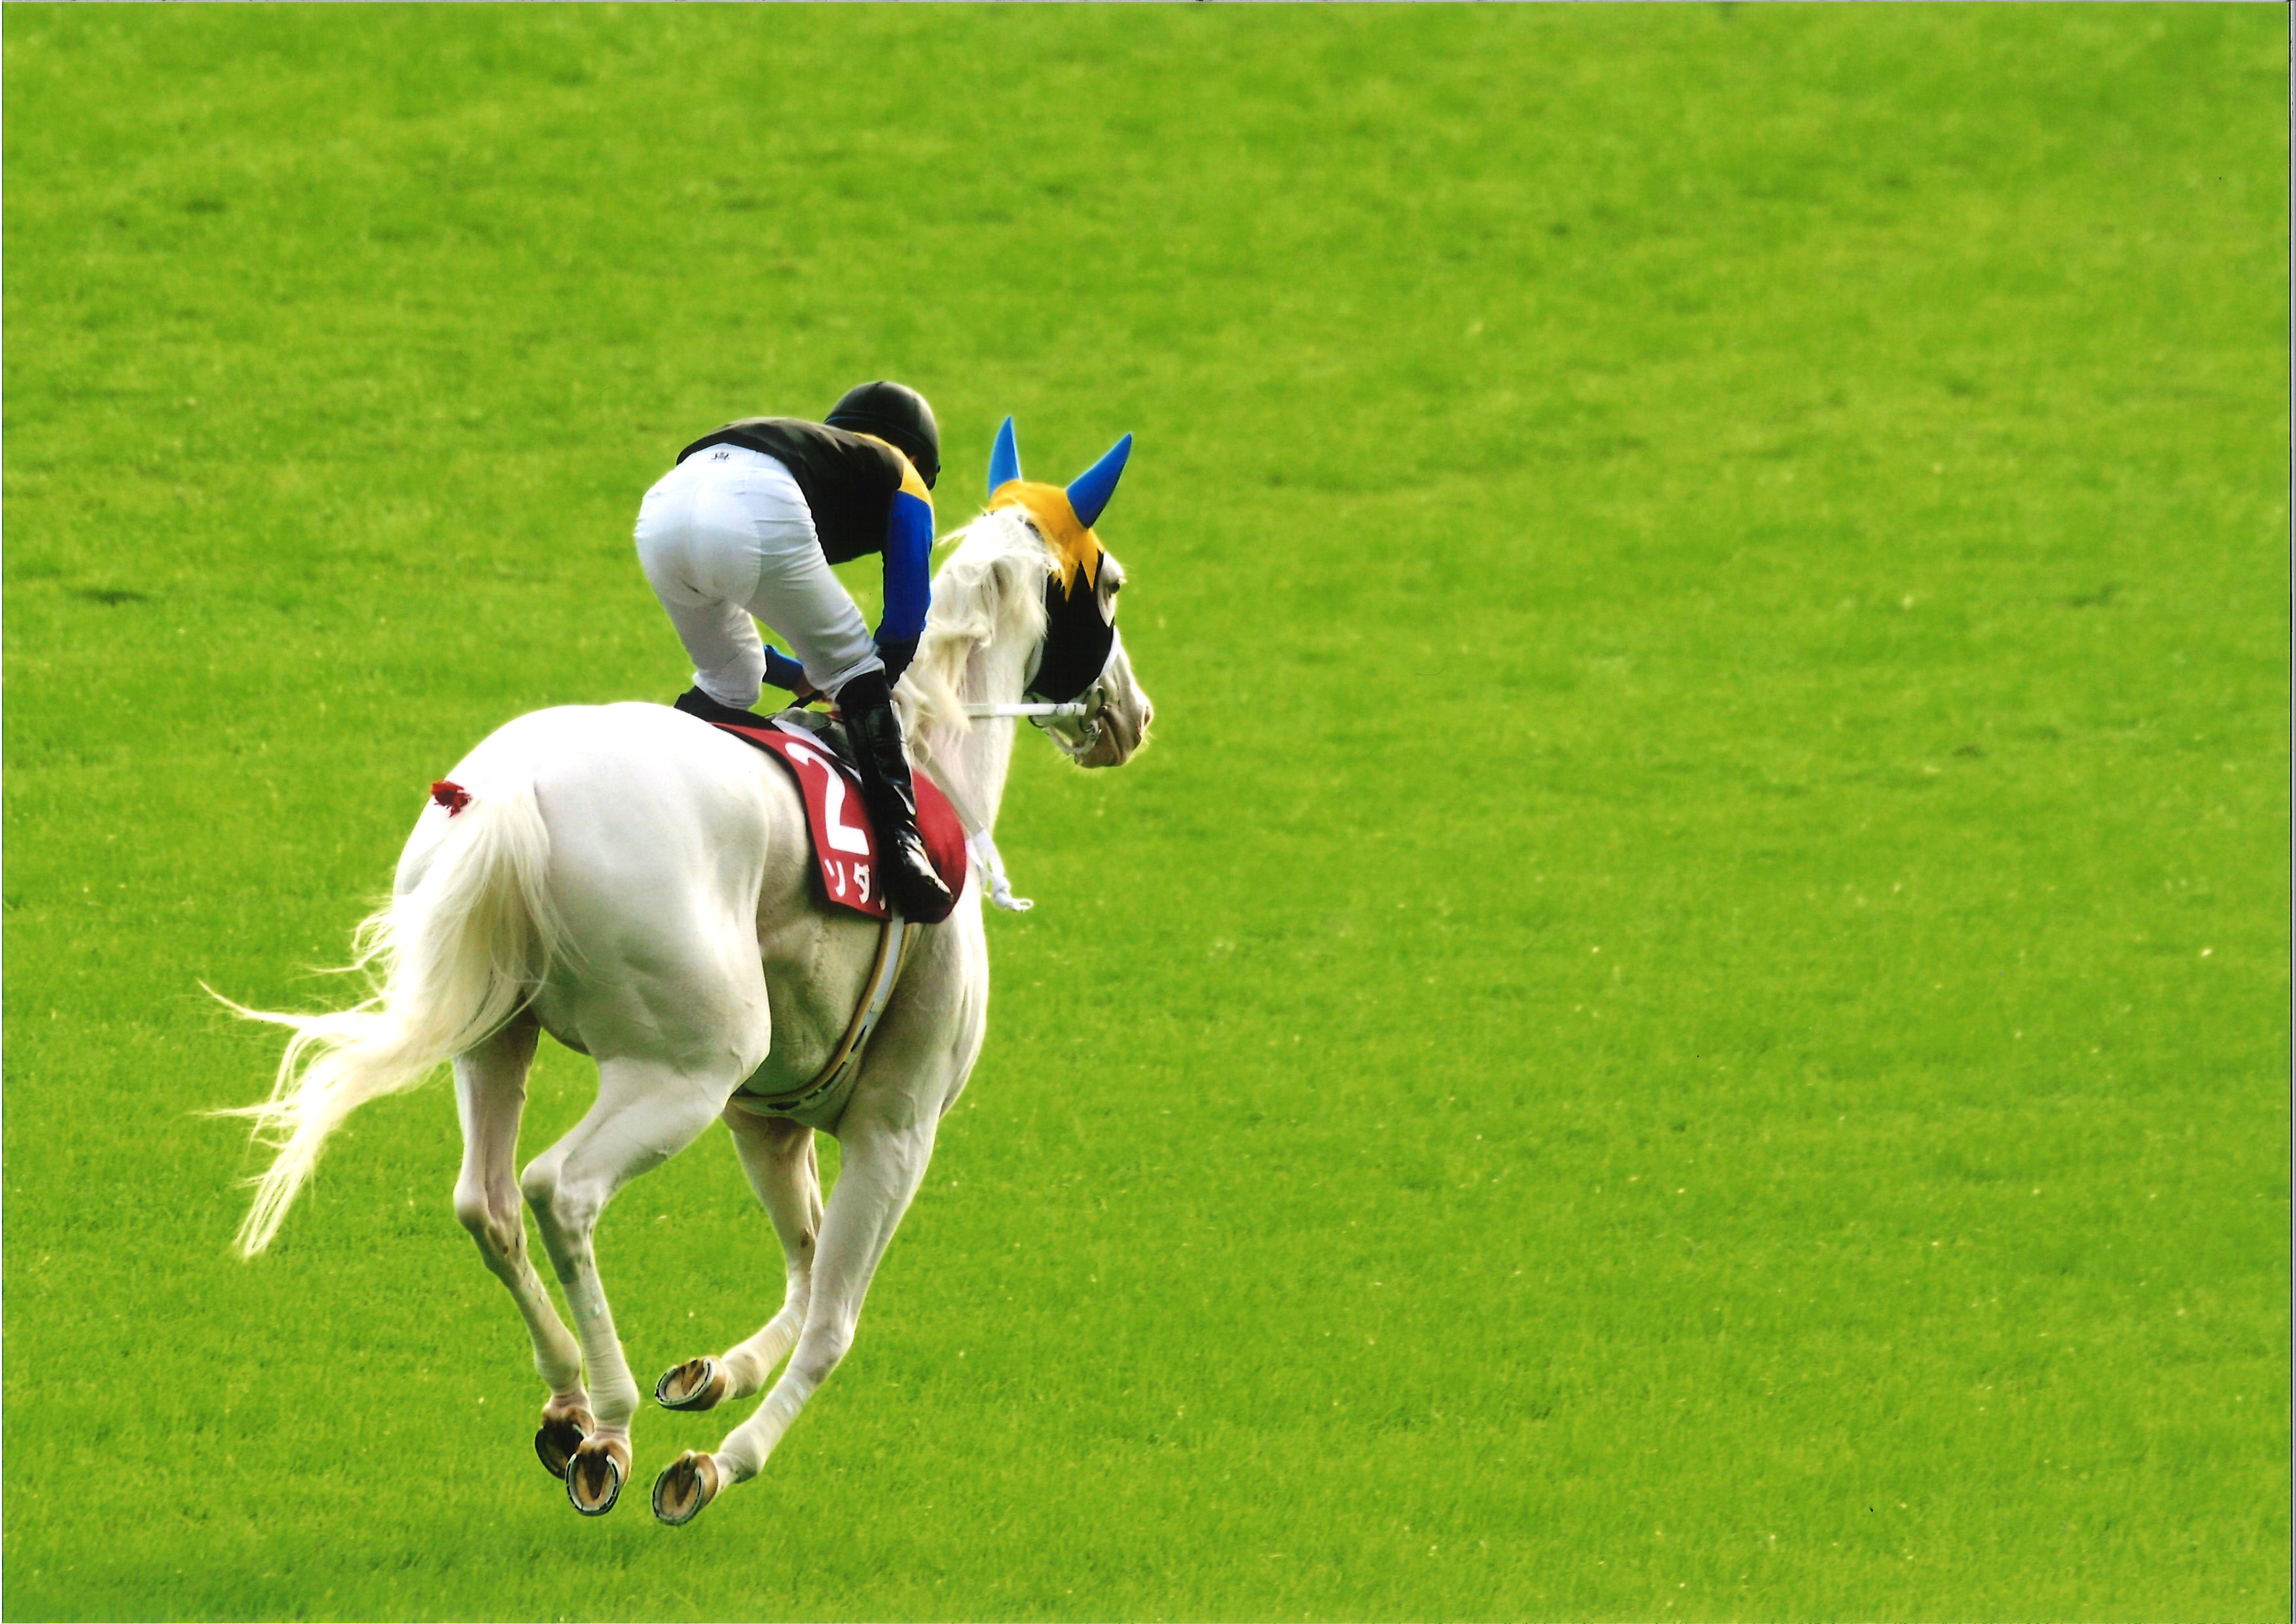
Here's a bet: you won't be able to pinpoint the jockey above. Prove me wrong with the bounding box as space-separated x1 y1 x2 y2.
634 380 954 923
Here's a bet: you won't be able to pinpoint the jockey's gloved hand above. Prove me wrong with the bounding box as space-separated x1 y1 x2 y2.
875 637 918 687
761 648 810 693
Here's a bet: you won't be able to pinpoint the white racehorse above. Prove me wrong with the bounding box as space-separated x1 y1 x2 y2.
221 475 1150 1526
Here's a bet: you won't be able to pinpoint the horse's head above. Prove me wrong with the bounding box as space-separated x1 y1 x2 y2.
983 418 1153 768
905 419 1153 769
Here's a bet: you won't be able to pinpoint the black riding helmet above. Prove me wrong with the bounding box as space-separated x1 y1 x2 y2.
824 380 941 490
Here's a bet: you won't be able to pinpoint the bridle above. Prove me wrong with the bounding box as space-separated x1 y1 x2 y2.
920 543 1120 910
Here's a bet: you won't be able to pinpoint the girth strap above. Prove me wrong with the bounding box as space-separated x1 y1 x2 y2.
730 914 916 1116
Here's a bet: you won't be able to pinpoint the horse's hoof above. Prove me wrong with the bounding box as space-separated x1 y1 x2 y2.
655 1357 729 1412
652 1450 721 1526
566 1435 630 1517
534 1405 594 1481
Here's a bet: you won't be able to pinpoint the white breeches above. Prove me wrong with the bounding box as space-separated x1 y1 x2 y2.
633 445 882 708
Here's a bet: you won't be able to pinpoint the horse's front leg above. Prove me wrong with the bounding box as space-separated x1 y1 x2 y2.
655 1107 821 1414
651 1107 937 1525
521 1056 731 1515
448 1019 593 1477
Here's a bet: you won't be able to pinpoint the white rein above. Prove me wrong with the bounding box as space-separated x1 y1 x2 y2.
915 695 1104 913
911 747 1030 913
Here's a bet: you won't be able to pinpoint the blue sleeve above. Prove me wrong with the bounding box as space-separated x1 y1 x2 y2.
761 647 809 691
877 489 933 648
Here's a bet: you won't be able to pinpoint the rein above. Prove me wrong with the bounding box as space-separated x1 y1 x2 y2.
960 701 1092 718
913 747 1032 914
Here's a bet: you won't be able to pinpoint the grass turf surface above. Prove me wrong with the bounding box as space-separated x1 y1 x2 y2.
4 5 2287 1619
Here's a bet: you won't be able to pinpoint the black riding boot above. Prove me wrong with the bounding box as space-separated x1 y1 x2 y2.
837 670 955 923
672 686 765 728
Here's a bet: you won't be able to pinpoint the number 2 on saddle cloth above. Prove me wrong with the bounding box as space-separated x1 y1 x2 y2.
704 716 968 919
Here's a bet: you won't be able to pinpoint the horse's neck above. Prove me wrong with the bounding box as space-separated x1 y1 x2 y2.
919 637 1033 834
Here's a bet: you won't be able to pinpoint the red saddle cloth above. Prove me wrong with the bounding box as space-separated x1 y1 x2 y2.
706 716 967 919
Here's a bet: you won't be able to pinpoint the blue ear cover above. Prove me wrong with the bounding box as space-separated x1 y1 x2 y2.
1065 433 1133 529
988 416 1023 494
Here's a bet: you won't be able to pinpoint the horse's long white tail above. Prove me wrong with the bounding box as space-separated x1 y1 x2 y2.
215 779 566 1258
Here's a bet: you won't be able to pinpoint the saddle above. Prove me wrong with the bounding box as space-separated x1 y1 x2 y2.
701 709 967 921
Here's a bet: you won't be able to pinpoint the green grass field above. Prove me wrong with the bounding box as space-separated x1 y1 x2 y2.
5 6 2287 1619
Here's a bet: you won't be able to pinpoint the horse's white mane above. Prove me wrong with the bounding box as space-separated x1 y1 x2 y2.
898 508 1053 745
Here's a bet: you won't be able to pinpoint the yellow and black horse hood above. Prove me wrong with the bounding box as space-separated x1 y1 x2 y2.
985 418 1132 704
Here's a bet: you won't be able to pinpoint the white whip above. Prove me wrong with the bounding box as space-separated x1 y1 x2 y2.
960 702 1093 718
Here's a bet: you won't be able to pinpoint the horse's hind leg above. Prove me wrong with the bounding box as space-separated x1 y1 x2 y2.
655 1108 821 1413
520 1056 732 1515
449 1018 591 1479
